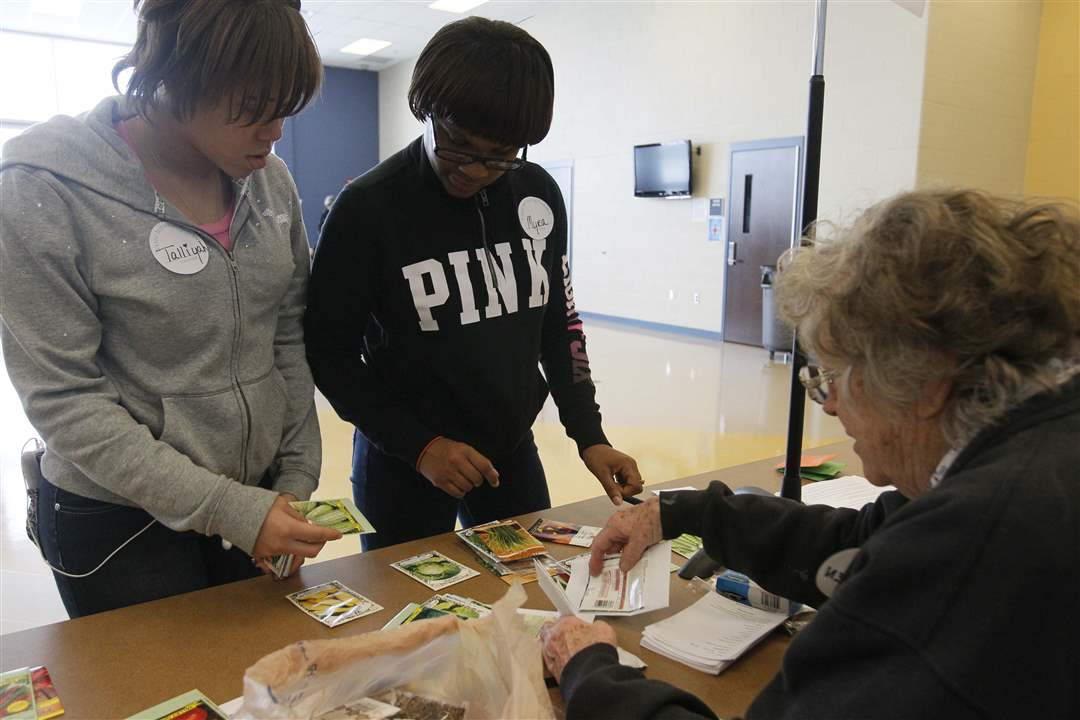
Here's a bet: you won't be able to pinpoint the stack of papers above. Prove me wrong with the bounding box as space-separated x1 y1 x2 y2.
641 591 787 674
798 474 893 509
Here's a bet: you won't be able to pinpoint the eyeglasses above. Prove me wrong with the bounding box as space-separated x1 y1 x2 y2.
433 122 528 171
799 364 841 405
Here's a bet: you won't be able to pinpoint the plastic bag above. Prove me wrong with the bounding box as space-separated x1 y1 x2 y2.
233 582 554 720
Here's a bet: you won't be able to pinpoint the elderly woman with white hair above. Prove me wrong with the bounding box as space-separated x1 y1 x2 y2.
539 189 1080 720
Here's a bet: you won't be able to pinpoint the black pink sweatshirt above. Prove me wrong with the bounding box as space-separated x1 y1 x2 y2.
305 137 608 466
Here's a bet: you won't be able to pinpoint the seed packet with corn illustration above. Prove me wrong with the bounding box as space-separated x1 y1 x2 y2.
286 580 383 627
390 551 479 590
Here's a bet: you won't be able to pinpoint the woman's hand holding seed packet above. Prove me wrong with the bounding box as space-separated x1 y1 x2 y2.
269 499 376 578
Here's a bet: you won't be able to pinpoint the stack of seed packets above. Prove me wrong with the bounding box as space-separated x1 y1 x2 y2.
527 518 601 547
270 498 376 578
465 520 547 562
390 550 479 590
382 593 492 629
286 580 383 628
456 520 565 584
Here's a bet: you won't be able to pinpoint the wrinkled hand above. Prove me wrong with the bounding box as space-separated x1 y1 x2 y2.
539 617 618 682
589 495 663 575
418 437 500 499
582 444 643 506
252 493 341 562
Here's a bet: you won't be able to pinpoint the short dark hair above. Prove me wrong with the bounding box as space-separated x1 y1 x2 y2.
408 17 554 147
114 0 322 124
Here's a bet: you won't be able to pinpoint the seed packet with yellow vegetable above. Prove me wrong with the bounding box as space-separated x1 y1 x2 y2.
286 580 383 627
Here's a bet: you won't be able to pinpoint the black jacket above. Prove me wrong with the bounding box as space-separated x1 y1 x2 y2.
305 137 608 466
561 377 1080 719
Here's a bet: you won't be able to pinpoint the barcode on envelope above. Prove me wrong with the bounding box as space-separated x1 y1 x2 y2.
592 599 617 609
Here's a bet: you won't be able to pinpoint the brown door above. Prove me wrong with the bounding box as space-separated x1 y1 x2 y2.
723 140 801 346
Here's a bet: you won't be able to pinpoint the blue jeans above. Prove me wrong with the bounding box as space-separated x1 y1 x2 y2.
352 430 551 551
37 479 260 618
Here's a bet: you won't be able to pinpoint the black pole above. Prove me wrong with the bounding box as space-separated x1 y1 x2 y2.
781 1 827 501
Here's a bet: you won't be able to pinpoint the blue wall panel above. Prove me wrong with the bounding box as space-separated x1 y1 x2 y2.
276 66 378 247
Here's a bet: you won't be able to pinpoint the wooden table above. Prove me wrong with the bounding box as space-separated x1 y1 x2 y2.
0 441 859 719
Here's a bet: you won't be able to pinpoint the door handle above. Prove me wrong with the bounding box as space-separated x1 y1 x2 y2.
728 240 738 266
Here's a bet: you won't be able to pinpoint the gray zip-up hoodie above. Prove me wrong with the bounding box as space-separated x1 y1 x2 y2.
0 96 321 555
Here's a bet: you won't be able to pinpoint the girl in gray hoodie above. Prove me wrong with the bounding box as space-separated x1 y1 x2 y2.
0 0 338 617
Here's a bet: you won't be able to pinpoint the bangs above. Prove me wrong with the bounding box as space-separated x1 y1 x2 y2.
119 0 322 123
204 5 322 124
409 19 554 146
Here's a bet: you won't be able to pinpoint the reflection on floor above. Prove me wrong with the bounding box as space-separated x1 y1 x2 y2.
0 317 845 634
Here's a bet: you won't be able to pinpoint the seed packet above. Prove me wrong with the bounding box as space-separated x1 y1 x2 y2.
527 518 600 547
287 580 383 628
0 667 36 720
670 533 704 560
123 689 226 720
290 498 375 535
30 667 63 720
390 551 478 591
269 499 377 577
466 520 547 562
420 593 492 620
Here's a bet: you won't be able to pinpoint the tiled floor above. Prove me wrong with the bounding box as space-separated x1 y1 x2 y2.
0 317 845 634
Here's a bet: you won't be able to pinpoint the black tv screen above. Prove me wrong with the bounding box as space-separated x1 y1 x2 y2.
634 141 691 197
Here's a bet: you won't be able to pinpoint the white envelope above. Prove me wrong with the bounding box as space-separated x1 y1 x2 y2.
563 541 672 617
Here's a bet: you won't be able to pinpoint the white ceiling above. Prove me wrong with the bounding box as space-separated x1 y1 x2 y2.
0 0 550 71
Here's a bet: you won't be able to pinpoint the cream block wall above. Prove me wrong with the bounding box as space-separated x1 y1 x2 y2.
379 1 929 334
1024 0 1079 203
916 0 1043 196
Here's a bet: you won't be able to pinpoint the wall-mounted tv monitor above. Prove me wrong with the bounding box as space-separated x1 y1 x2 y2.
634 140 692 198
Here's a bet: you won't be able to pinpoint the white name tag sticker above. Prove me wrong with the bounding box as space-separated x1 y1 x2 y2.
815 547 860 598
518 196 554 240
148 223 209 275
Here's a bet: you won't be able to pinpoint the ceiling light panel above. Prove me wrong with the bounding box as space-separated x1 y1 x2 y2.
340 38 392 56
429 0 489 13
